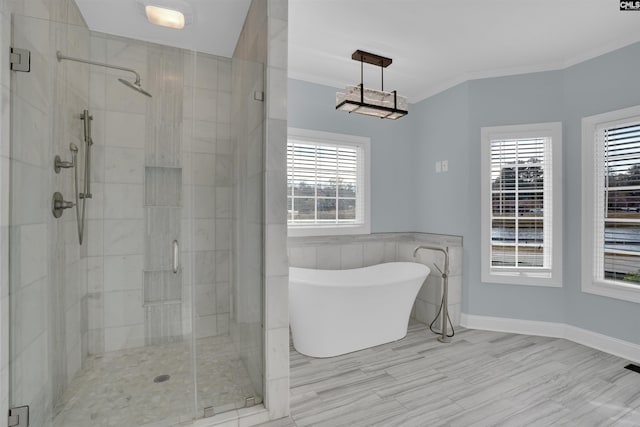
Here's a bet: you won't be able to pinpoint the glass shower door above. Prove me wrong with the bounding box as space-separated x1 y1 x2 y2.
8 11 61 427
50 36 196 427
8 15 197 426
185 53 265 417
8 10 266 427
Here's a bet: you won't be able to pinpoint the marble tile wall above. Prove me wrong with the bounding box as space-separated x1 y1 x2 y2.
1 0 91 425
287 232 464 329
53 12 91 410
0 0 287 425
230 52 265 402
265 0 290 420
143 46 184 345
183 51 234 341
86 34 236 353
87 33 149 354
231 0 290 421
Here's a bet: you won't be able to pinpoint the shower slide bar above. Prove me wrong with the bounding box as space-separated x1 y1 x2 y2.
72 109 92 244
51 110 93 245
79 109 92 200
413 245 453 343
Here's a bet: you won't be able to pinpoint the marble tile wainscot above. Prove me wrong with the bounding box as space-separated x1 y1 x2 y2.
287 232 463 329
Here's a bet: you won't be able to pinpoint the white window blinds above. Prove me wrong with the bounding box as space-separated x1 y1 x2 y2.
595 121 640 285
490 137 553 270
287 140 364 226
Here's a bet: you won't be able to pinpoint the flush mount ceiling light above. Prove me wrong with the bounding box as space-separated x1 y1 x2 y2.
137 0 193 29
336 50 408 120
145 5 184 29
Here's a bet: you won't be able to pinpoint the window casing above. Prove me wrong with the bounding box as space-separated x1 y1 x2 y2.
287 128 370 237
481 122 563 287
582 105 640 303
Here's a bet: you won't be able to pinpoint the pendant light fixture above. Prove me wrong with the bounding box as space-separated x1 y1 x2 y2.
336 50 408 120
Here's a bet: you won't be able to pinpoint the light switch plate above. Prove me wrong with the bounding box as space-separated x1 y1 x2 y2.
442 160 448 172
435 161 442 173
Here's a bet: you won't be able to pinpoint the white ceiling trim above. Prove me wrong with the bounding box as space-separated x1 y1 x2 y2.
290 33 640 105
288 0 640 105
416 35 640 102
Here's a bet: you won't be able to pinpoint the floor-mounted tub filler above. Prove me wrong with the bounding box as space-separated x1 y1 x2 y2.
289 262 430 357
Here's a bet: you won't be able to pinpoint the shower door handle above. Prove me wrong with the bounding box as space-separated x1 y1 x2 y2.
172 240 179 273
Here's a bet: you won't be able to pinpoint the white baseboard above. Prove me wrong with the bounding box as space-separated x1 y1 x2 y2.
461 313 640 364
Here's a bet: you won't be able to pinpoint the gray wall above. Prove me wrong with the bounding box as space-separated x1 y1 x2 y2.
288 79 417 232
449 44 640 344
437 71 567 324
288 41 640 345
561 43 640 342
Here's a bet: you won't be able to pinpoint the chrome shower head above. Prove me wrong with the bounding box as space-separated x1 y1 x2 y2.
56 52 152 98
118 78 152 98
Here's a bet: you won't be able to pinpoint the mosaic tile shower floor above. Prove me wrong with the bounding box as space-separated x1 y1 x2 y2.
53 335 258 427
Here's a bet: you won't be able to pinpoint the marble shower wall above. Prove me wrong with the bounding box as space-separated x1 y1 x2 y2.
86 33 233 354
0 1 287 424
230 54 265 401
183 52 234 341
87 33 152 354
1 0 90 425
230 0 290 420
144 46 184 345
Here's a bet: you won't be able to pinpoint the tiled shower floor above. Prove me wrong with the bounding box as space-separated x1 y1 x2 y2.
53 336 258 427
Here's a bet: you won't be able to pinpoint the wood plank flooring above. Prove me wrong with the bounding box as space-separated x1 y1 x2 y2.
260 321 640 426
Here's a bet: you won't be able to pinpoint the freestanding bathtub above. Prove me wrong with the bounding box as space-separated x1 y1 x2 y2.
289 262 430 358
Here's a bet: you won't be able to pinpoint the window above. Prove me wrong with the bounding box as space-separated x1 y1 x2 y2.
582 105 640 303
287 128 370 236
481 122 563 286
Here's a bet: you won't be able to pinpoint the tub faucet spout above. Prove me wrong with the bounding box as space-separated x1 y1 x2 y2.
413 245 449 275
413 245 452 343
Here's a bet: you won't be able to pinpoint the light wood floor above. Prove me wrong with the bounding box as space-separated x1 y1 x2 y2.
260 321 640 427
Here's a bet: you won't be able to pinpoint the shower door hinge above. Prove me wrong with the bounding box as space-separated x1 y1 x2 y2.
9 48 30 72
8 405 29 427
254 91 264 101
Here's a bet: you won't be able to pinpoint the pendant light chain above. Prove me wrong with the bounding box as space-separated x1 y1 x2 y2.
360 57 364 103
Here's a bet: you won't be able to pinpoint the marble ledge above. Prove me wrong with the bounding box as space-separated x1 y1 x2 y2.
288 231 463 248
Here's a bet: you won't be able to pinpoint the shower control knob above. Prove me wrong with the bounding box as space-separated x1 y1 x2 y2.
51 192 75 218
54 155 74 173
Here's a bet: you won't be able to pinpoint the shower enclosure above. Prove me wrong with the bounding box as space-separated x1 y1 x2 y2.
7 6 265 427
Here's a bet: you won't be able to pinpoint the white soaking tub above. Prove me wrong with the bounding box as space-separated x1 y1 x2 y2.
289 262 430 358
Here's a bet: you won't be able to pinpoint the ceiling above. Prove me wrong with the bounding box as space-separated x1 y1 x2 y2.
74 0 251 58
289 0 640 103
74 1 640 104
